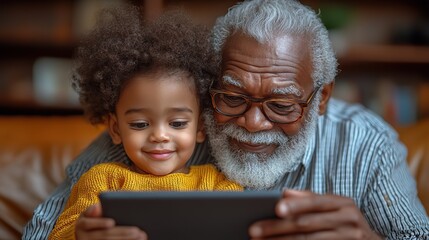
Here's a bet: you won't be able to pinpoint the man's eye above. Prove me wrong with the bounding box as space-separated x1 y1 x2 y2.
266 102 297 115
221 94 246 107
129 122 149 130
170 121 188 129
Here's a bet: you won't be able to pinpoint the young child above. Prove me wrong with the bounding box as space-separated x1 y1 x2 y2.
49 6 242 240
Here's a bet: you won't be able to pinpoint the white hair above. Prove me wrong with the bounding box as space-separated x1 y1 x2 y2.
211 0 338 86
203 91 321 189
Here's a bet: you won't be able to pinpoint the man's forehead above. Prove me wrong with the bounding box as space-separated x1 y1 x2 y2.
220 75 303 96
221 33 313 91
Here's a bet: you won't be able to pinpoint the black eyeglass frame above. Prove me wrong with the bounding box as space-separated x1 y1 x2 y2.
209 84 321 124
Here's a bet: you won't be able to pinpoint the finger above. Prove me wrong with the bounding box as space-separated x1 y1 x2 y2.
249 215 354 239
282 189 314 198
83 203 103 217
292 207 380 239
85 226 147 240
249 218 297 238
290 208 361 233
251 230 357 240
249 213 337 237
276 194 355 217
273 228 376 240
251 205 371 238
76 215 115 231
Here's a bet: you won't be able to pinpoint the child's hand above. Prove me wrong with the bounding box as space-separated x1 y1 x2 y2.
75 203 147 240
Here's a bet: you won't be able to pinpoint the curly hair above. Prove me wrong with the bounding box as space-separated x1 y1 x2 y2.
72 5 216 124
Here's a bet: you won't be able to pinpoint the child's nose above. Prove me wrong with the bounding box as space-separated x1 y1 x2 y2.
149 125 170 142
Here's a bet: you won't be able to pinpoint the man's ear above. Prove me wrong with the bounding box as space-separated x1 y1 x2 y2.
107 113 122 145
318 82 334 115
196 115 206 143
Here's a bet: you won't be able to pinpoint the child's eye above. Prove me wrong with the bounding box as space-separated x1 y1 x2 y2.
129 122 149 130
170 121 188 129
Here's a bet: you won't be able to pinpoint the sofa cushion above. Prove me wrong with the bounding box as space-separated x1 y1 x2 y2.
0 116 104 240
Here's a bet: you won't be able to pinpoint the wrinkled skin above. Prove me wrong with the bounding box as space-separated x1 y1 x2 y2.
214 33 381 240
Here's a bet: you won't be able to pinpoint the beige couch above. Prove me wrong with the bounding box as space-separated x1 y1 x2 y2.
0 116 104 239
0 115 428 239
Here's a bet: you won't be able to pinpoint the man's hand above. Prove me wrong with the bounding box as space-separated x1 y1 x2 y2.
249 190 382 240
75 203 147 240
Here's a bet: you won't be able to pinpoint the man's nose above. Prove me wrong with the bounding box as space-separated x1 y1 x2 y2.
236 104 273 132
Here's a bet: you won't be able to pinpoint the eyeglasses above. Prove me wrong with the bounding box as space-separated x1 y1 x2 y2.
209 85 320 124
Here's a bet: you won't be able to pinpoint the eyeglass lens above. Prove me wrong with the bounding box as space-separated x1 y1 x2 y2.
212 93 303 123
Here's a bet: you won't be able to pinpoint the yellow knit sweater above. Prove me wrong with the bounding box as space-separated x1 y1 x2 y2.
49 162 242 239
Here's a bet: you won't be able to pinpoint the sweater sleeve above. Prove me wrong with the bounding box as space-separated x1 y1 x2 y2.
48 164 114 240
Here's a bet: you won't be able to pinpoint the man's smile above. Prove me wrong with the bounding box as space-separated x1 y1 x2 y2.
229 138 278 154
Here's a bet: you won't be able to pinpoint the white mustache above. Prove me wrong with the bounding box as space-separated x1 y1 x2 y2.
219 123 289 145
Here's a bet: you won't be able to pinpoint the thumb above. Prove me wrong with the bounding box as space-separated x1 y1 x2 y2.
282 189 313 198
83 203 103 218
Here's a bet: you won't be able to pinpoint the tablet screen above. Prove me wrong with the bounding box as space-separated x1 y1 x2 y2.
99 191 281 240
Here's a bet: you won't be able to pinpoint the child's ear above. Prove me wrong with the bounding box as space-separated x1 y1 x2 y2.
196 115 206 143
107 113 122 145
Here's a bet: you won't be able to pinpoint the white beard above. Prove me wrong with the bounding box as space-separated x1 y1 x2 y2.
203 93 321 190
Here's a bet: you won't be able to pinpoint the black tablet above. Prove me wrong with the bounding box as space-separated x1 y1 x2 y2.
99 191 281 240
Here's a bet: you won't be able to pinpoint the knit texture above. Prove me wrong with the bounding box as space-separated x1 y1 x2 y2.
49 163 242 239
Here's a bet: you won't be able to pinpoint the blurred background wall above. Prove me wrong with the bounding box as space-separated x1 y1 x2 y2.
1 0 428 127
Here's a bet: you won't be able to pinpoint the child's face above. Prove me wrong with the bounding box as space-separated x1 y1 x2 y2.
108 71 205 176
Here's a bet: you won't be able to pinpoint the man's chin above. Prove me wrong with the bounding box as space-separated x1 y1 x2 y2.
214 135 299 189
202 107 317 189
204 111 291 189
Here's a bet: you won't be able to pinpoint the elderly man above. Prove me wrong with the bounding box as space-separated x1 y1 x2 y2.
24 0 428 239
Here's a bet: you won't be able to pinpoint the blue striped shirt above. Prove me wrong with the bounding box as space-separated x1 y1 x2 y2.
22 99 429 239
